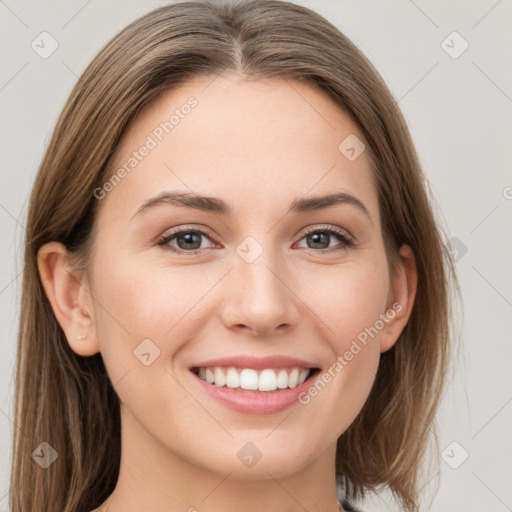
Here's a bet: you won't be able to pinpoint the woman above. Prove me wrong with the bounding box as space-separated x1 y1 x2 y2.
10 1 460 511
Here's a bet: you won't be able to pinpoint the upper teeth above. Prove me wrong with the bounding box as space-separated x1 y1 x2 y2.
197 367 311 391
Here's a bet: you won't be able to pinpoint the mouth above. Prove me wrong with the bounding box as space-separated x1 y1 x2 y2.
190 365 321 393
187 355 322 414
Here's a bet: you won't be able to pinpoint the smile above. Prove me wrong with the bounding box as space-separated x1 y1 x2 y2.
189 355 321 415
193 366 312 391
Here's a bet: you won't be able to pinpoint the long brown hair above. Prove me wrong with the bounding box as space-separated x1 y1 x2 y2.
10 1 461 510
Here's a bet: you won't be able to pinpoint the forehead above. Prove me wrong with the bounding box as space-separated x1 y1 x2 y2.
100 73 378 222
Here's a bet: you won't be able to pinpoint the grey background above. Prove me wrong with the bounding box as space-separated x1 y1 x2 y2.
1 0 511 511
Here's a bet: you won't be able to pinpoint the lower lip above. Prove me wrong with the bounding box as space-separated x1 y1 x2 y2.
191 370 318 415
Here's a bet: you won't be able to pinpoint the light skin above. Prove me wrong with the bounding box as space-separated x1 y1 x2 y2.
38 73 417 512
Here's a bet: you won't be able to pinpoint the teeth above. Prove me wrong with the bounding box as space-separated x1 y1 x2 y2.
213 367 226 387
205 368 214 384
258 369 277 391
240 369 259 390
225 367 240 389
288 368 299 388
196 366 312 391
298 368 309 385
276 369 288 389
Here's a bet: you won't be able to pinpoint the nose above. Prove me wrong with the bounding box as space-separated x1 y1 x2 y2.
218 246 301 338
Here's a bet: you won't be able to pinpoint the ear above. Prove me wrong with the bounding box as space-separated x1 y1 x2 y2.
37 241 99 356
379 243 418 353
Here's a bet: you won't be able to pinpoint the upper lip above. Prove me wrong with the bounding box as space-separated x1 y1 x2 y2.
190 355 319 370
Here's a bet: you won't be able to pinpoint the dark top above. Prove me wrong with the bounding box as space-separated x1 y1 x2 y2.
341 500 363 512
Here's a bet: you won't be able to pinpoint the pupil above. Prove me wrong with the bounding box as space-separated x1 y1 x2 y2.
308 232 329 249
178 232 201 250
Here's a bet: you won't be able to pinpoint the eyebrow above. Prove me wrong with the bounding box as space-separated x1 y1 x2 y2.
131 190 372 224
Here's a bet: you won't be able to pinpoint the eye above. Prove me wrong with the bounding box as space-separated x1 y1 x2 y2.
157 224 354 255
295 225 353 253
157 227 217 253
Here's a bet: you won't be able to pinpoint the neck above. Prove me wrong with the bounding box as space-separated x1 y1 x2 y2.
96 405 343 512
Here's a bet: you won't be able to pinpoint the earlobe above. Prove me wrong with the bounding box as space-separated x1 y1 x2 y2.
37 242 100 356
379 244 418 353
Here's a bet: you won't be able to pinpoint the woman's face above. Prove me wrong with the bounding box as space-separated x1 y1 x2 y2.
80 74 413 480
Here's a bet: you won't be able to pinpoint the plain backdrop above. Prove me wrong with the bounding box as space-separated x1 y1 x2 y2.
0 1 511 511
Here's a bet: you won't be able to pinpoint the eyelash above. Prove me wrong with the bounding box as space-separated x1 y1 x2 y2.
156 225 354 255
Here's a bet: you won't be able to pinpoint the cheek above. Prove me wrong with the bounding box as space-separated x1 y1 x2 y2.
304 258 390 350
295 259 389 427
87 253 204 420
88 249 218 374
91 245 196 332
